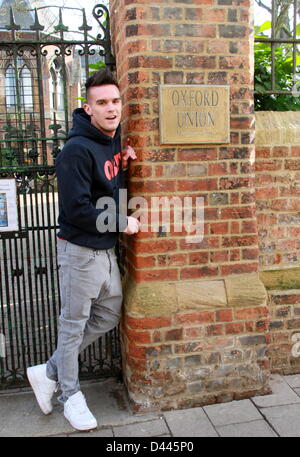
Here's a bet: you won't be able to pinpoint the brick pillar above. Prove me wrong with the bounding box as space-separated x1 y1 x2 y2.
110 0 270 412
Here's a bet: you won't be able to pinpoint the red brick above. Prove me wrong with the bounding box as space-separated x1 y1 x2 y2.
221 263 258 275
133 268 179 282
222 235 258 247
130 165 152 178
245 321 255 332
225 322 244 334
178 148 218 161
230 249 240 262
255 160 283 172
178 179 217 192
127 118 158 132
126 316 172 330
127 254 156 269
272 146 289 157
210 250 229 262
126 329 152 344
153 331 162 343
285 160 300 170
256 319 269 332
184 327 205 339
189 252 209 264
230 221 240 234
180 266 219 279
129 55 173 69
128 345 147 358
216 309 233 322
206 324 225 336
180 237 220 250
230 116 254 129
242 220 257 233
127 357 147 372
255 187 279 199
128 71 150 85
158 253 186 266
203 8 226 22
235 306 269 320
291 146 300 157
176 311 215 325
209 162 228 175
133 239 177 253
230 193 240 205
256 147 271 159
165 328 183 341
220 207 255 219
242 248 259 260
129 180 176 193
175 24 216 38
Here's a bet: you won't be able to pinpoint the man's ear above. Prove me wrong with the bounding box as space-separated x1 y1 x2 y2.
83 103 92 116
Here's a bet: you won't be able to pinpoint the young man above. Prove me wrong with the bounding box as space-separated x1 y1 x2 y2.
26 69 140 431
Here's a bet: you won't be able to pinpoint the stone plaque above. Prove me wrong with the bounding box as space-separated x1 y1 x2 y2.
159 84 230 144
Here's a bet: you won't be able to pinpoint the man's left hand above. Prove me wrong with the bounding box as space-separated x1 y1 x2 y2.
122 139 137 169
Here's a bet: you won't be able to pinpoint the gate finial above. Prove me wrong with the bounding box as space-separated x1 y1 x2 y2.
5 7 21 31
30 8 44 32
54 8 68 34
79 9 92 33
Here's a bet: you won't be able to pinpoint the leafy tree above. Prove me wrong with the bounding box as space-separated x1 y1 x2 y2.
254 0 300 110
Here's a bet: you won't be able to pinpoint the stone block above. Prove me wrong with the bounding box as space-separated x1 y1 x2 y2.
204 399 262 426
164 407 218 437
262 404 300 437
113 419 169 437
217 420 277 437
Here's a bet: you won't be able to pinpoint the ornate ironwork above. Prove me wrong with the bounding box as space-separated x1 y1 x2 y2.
0 4 120 389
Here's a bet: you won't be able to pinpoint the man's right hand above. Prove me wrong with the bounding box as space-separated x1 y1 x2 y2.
124 216 140 235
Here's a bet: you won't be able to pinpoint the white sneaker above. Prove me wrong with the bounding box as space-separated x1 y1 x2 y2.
64 391 97 431
27 363 57 415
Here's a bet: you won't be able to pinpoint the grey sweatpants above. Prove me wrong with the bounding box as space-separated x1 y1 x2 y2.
47 238 123 402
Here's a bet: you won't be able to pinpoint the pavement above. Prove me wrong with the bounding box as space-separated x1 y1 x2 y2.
2 373 300 437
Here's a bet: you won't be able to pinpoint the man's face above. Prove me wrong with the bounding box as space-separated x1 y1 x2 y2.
83 84 122 137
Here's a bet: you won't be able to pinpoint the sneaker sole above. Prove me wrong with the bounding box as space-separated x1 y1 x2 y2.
27 367 53 415
64 411 97 432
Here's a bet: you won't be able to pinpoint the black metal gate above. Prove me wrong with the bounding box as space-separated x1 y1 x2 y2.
0 3 120 389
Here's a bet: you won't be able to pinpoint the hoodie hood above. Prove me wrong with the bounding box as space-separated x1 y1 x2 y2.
68 108 121 144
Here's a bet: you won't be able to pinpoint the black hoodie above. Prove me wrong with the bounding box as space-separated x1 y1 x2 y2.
56 108 127 250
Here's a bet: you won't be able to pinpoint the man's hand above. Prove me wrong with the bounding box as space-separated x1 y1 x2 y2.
122 139 137 169
124 216 140 235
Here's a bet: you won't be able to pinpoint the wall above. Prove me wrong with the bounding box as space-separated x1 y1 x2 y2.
256 111 300 375
110 0 273 413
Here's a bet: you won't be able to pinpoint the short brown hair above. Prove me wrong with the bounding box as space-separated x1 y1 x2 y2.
85 68 119 95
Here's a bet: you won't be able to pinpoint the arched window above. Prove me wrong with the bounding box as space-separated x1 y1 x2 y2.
57 70 64 111
20 65 33 108
5 59 33 109
50 59 65 112
5 65 16 107
50 68 56 110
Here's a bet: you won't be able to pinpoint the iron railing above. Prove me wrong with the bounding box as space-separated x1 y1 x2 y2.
0 4 120 389
255 0 300 96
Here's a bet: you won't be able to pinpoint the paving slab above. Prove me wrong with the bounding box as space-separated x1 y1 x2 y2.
0 392 70 437
0 379 158 437
70 427 114 437
261 404 300 437
252 374 300 408
163 408 218 437
113 419 169 437
216 420 277 437
293 388 300 397
284 374 300 389
203 399 262 427
82 381 158 428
